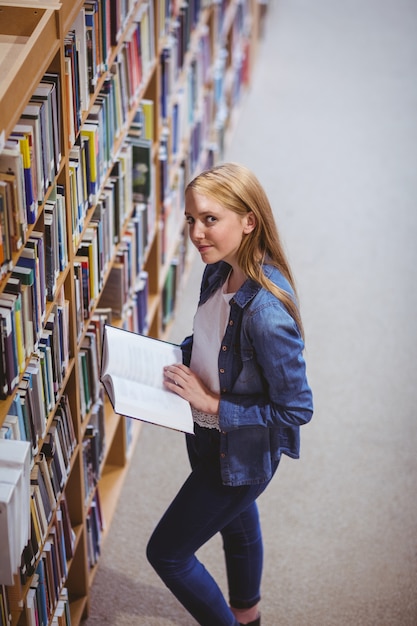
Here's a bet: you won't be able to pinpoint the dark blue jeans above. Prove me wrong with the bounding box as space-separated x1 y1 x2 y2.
146 425 279 626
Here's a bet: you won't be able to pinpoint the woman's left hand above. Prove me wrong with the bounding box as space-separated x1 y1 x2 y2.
163 363 220 415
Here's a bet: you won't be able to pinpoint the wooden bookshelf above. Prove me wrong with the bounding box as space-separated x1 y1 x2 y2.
0 0 265 623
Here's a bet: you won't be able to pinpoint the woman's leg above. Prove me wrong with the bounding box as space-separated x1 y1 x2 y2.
221 503 263 624
146 457 269 624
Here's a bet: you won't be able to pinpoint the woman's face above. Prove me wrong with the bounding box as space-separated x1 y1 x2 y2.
185 190 255 267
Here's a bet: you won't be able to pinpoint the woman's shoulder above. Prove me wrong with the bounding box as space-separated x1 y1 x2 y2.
262 263 294 295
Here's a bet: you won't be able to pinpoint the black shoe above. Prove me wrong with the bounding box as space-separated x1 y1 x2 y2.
239 618 260 626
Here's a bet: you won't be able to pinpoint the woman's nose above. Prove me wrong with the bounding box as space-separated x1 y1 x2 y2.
191 223 204 239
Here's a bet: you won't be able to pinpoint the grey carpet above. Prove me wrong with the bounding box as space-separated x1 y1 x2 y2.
81 0 417 624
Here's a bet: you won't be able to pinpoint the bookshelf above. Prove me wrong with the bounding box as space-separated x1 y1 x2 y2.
0 0 266 623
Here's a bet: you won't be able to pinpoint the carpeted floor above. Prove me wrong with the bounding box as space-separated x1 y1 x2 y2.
81 0 417 624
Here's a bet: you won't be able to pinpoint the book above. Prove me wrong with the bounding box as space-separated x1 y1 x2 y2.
31 81 57 184
0 482 17 585
18 239 44 337
3 282 26 374
129 136 152 198
20 102 46 199
0 301 19 395
100 324 193 433
12 264 36 356
0 153 27 250
8 129 37 223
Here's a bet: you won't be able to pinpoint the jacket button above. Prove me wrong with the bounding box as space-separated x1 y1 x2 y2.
219 368 225 373
222 345 227 351
220 453 226 458
229 320 234 326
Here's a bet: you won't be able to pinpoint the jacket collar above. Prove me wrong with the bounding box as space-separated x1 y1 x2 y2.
203 261 275 309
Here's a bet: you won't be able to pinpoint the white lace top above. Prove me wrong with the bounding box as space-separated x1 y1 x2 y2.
190 277 235 430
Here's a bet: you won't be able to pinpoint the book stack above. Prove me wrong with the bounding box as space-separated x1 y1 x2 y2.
0 439 31 586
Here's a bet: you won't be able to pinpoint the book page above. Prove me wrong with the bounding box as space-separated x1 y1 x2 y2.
101 325 194 434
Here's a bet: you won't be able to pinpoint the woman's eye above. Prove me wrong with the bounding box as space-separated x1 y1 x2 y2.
206 216 217 224
185 216 194 224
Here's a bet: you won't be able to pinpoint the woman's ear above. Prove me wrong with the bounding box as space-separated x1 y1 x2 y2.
243 211 257 234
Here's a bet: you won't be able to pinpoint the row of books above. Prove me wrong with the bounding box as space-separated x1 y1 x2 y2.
77 273 150 424
0 207 71 395
78 312 105 420
0 398 76 593
159 24 219 197
29 407 76 542
159 0 247 178
162 0 253 161
86 490 104 571
68 99 125 248
21 513 73 626
69 96 153 262
161 252 188 331
66 0 155 151
77 192 151 327
16 468 76 625
0 71 61 276
99 256 150 332
159 15 211 125
82 392 106 502
26 585 72 626
0 397 76 587
1 300 70 443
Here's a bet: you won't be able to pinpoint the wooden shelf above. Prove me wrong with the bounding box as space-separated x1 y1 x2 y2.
0 4 60 143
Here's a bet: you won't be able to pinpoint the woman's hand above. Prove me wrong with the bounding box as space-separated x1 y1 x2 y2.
163 363 220 415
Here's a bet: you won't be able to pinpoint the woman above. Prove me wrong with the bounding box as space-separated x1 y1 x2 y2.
147 163 313 625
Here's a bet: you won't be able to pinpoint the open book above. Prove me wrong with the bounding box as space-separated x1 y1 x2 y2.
100 324 194 434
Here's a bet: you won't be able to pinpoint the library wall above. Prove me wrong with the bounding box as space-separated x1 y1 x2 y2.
0 0 266 624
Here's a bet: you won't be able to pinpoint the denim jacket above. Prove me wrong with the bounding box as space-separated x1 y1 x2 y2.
181 261 313 486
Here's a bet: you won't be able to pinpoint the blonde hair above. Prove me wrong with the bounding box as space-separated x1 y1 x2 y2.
186 162 304 338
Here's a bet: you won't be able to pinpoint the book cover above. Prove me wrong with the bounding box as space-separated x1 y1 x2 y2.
0 438 31 580
0 483 17 585
0 301 19 395
18 379 38 455
81 122 99 201
130 136 152 198
31 82 56 184
12 264 36 354
1 290 25 376
0 155 27 250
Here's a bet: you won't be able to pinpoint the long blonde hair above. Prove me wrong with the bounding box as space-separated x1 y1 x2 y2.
186 162 304 338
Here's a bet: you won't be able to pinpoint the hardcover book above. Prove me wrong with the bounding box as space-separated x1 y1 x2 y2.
100 324 193 433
